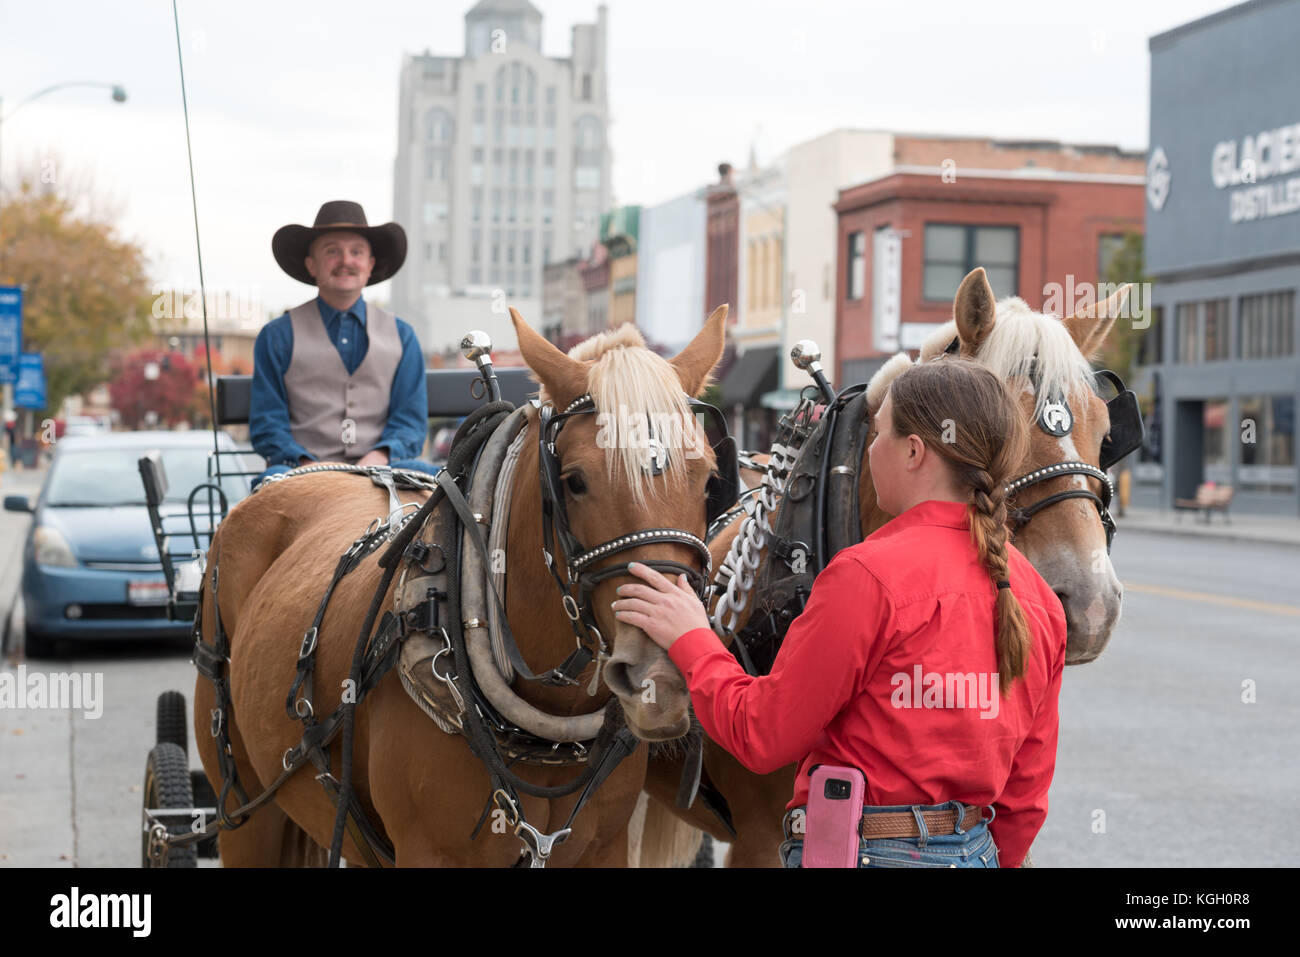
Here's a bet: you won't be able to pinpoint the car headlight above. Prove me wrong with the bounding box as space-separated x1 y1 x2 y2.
33 526 78 567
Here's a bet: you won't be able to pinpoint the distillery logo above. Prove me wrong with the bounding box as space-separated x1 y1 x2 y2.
890 665 1000 719
1147 147 1171 212
49 887 151 937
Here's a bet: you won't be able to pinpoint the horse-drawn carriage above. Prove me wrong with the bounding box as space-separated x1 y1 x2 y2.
135 272 1144 868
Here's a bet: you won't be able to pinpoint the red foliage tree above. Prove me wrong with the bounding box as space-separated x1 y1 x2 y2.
108 349 201 429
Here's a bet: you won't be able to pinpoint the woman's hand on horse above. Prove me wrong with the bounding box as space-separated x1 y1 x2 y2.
612 562 710 652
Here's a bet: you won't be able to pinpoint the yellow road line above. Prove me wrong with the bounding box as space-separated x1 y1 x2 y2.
1124 581 1300 618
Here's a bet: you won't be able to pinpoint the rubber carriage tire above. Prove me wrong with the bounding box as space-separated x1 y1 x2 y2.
141 742 198 868
156 690 189 754
190 769 220 858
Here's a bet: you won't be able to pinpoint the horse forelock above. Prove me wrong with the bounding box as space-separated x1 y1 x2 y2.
918 298 1097 420
542 324 704 508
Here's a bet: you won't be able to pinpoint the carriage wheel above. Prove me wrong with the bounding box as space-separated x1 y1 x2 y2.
156 690 188 754
141 743 198 868
190 769 220 858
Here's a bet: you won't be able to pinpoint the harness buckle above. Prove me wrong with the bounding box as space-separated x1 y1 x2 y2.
514 819 572 868
298 627 318 660
562 594 581 621
210 708 223 738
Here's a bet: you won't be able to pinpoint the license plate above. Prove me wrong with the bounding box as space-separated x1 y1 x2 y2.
128 580 171 606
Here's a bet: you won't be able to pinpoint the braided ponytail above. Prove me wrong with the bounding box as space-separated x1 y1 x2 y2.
888 358 1033 694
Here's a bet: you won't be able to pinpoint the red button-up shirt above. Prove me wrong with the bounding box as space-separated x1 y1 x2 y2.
667 499 1067 868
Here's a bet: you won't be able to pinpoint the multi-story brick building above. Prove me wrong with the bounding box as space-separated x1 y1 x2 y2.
834 141 1146 386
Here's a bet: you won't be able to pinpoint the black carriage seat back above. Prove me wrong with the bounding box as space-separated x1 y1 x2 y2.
214 367 539 426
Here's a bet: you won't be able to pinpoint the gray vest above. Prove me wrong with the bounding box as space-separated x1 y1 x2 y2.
283 299 402 463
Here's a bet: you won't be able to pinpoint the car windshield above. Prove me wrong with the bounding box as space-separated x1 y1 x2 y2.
44 446 250 507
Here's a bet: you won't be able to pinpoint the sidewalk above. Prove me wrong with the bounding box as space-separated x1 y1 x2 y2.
1115 505 1300 547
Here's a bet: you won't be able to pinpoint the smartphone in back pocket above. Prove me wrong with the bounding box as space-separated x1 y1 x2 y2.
803 765 866 868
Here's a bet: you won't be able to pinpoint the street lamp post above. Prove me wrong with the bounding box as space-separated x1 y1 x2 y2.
0 81 126 440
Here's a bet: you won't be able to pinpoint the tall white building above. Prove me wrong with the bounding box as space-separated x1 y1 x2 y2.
393 1 611 354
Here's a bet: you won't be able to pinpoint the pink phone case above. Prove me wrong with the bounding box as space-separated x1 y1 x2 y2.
803 765 866 868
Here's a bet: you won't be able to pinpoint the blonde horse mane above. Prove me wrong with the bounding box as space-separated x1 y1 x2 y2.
869 296 1097 418
539 323 706 508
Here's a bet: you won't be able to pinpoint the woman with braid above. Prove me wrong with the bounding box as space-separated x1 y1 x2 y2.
613 357 1067 867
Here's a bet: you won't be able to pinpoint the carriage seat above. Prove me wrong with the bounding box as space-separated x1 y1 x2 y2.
214 367 537 426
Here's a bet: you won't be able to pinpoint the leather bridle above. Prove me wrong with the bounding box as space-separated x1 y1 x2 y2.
537 393 730 682
942 337 1142 554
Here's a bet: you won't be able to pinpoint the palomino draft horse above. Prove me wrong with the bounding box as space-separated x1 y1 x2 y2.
193 307 730 866
640 267 1135 866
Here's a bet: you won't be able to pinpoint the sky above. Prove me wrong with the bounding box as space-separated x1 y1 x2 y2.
0 0 1235 321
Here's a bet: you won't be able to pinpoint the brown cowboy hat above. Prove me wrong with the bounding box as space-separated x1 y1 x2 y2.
272 200 407 286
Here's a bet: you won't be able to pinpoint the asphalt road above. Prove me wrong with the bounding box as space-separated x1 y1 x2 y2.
1 471 1296 866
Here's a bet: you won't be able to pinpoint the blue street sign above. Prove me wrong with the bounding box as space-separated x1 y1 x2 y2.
14 352 46 410
0 285 21 384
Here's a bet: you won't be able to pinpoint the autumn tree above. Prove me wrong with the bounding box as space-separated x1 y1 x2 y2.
1096 231 1155 381
0 170 154 414
108 349 201 429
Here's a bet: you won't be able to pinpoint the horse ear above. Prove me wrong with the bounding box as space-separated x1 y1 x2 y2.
1062 283 1130 356
953 268 997 356
511 308 587 405
670 304 728 397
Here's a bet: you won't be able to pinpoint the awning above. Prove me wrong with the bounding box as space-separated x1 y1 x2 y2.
760 388 805 411
718 345 779 408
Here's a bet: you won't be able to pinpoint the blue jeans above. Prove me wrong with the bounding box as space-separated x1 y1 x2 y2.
779 800 1000 868
253 459 440 489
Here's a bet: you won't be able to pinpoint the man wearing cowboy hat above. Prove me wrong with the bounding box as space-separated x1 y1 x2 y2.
250 200 433 485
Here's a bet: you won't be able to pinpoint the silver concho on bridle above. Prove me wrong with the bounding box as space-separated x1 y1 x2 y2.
1039 394 1073 436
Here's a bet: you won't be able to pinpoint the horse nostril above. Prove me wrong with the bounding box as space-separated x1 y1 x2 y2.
603 659 635 697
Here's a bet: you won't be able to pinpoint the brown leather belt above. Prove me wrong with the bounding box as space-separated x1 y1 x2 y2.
859 804 985 840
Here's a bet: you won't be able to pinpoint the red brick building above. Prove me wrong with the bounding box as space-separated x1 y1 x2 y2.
833 142 1146 384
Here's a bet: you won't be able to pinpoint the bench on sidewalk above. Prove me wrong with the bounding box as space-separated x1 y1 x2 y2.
1174 483 1234 523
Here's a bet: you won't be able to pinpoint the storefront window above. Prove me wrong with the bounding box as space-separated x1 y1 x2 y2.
1203 398 1230 484
1239 395 1296 491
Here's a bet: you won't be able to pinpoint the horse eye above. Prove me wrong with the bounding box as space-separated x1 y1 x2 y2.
564 473 587 496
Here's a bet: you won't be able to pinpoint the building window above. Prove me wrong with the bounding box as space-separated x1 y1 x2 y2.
1239 395 1296 490
1097 233 1127 280
1203 299 1230 361
1138 305 1164 366
425 109 453 143
546 86 556 106
922 224 1018 301
475 83 485 103
424 242 432 261
581 74 592 100
846 230 866 301
438 242 446 264
1175 303 1198 363
1239 290 1296 359
574 167 600 189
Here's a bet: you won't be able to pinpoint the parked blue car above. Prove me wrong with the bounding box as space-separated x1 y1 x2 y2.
3 430 250 657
